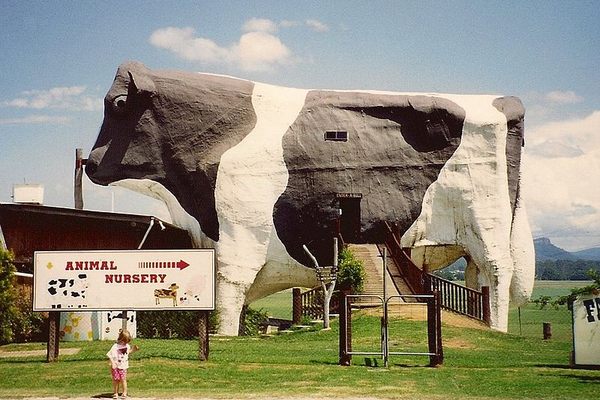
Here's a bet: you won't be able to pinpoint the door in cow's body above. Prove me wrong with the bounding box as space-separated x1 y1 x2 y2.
339 197 361 242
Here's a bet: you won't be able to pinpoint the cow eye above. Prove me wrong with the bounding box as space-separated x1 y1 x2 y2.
111 95 128 114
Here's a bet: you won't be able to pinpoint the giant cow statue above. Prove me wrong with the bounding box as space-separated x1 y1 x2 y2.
86 61 535 334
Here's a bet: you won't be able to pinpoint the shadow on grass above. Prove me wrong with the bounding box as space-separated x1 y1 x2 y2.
535 364 573 369
309 359 339 365
561 375 600 384
91 393 116 399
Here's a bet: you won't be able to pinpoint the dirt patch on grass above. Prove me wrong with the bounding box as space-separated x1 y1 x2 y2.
0 347 80 358
444 337 475 349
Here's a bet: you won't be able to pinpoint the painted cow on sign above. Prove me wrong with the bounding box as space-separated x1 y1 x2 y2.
86 61 535 335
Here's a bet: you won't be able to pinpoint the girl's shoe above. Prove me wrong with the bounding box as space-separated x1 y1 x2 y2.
112 394 118 399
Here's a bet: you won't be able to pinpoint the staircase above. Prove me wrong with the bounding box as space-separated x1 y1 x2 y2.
297 226 490 325
349 237 490 325
348 244 398 305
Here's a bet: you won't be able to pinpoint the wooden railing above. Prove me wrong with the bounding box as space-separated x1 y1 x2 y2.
427 274 490 322
383 223 427 295
382 222 490 324
294 286 340 322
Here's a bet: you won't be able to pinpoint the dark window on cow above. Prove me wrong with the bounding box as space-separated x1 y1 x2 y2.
324 130 348 142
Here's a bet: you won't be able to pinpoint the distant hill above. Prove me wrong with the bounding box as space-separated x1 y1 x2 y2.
534 237 600 261
534 237 578 261
572 247 600 261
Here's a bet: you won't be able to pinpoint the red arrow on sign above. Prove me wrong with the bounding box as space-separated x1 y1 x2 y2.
138 260 190 270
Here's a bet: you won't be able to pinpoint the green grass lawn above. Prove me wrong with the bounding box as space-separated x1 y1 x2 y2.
1 312 599 399
1 281 597 399
507 281 591 341
250 288 294 319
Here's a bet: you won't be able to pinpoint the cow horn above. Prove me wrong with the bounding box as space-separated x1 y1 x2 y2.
128 71 156 95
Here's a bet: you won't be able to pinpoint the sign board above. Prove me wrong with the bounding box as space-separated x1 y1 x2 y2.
572 293 600 366
13 184 44 204
34 249 215 311
336 192 362 199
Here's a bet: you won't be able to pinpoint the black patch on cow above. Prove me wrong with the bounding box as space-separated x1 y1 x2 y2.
86 62 257 241
274 91 466 266
492 96 525 216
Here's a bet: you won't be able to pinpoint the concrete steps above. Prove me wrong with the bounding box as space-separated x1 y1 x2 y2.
347 244 401 305
346 243 489 329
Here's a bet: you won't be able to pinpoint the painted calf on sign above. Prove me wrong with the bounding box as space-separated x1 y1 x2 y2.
86 61 535 334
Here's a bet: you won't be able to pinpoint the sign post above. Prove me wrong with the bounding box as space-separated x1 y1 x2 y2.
34 249 215 361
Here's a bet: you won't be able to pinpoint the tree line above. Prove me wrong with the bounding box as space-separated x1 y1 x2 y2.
536 259 600 280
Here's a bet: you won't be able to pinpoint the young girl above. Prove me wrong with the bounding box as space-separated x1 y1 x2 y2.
106 330 139 399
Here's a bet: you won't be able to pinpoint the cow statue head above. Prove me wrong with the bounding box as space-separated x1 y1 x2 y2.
87 61 257 244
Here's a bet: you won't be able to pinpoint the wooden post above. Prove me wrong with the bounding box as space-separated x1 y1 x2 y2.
338 289 352 366
121 311 128 333
198 311 209 360
427 293 437 366
422 267 432 295
74 148 85 210
435 290 443 365
292 288 302 324
46 311 60 362
543 322 552 340
481 286 491 326
426 291 444 367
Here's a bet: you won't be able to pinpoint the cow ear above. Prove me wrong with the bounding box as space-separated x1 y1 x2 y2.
128 71 156 96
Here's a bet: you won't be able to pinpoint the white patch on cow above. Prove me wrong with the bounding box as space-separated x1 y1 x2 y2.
400 94 534 332
110 179 212 248
508 194 535 306
214 82 309 335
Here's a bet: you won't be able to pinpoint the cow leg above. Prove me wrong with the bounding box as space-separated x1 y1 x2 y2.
215 262 261 336
463 236 514 332
508 198 535 306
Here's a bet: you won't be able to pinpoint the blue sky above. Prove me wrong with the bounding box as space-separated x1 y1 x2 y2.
1 0 599 250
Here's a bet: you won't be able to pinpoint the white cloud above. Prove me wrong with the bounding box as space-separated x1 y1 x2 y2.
522 90 585 127
545 90 584 104
242 18 278 33
0 115 71 125
233 31 292 71
150 25 293 71
149 18 329 71
527 140 583 158
149 27 230 63
305 19 329 32
522 110 600 250
278 19 329 32
280 19 301 28
1 86 102 111
527 110 600 148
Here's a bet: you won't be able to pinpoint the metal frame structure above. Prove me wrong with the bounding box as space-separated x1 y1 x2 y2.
339 292 443 367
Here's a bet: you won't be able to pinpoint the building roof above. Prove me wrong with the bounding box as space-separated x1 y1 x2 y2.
0 203 193 272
